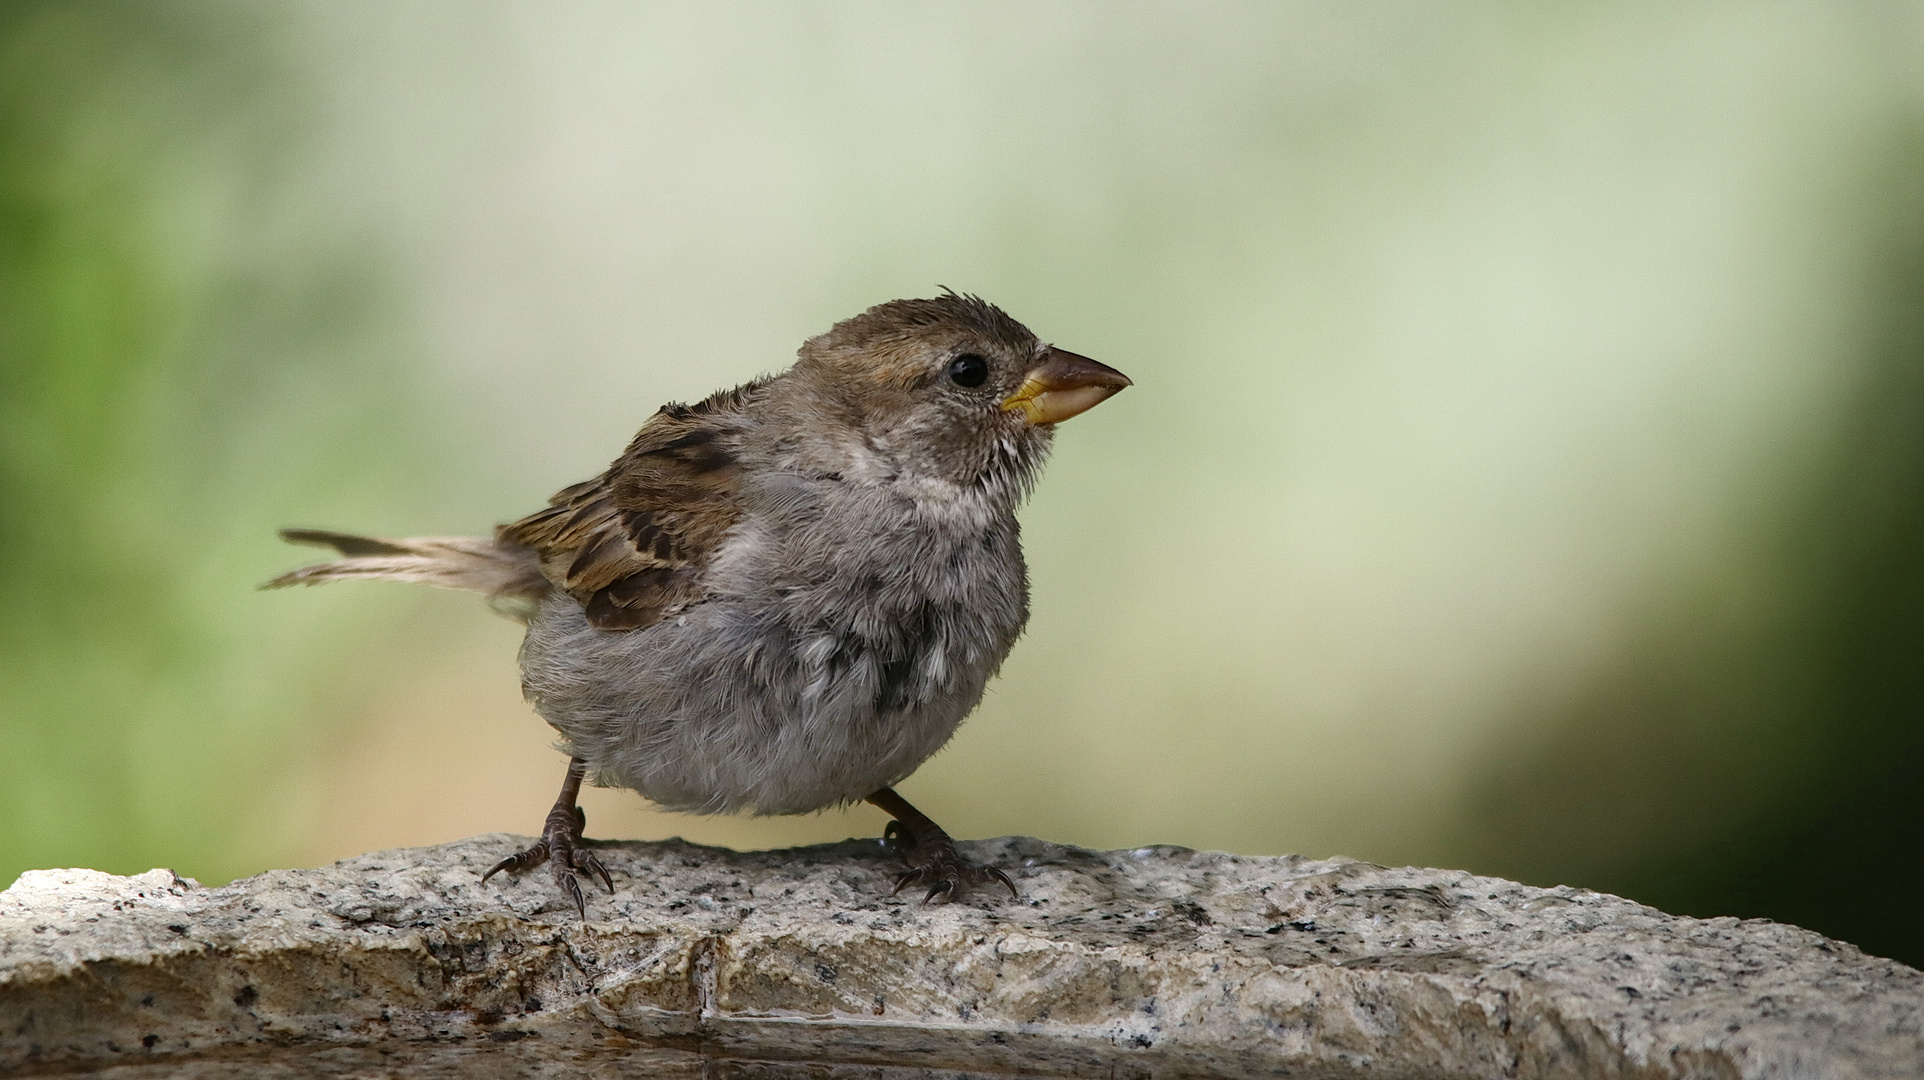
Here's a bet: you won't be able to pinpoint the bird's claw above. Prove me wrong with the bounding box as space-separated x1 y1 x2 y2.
480 803 614 919
576 847 615 895
482 844 548 883
884 820 1018 904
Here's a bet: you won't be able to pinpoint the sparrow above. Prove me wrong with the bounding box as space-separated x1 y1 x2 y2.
267 293 1130 915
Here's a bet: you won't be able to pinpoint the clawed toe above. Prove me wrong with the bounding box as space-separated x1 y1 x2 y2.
553 862 587 918
884 826 1018 904
982 865 1018 899
575 847 615 895
482 842 549 884
493 833 612 919
480 759 614 918
867 788 1018 905
890 864 944 901
890 860 1018 904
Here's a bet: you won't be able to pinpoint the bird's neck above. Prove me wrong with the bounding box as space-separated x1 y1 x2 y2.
749 377 1050 507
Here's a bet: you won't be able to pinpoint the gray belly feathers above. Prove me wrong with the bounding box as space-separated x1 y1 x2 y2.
517 476 1030 815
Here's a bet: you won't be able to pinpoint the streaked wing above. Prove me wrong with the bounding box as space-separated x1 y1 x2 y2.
499 380 764 630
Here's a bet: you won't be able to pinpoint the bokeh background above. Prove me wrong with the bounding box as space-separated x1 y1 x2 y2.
7 0 1924 963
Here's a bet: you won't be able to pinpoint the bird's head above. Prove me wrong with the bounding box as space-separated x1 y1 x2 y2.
788 292 1130 494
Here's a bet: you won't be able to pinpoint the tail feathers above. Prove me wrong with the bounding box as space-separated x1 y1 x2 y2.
265 528 549 620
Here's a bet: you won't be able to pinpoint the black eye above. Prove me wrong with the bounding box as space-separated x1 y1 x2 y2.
947 353 988 388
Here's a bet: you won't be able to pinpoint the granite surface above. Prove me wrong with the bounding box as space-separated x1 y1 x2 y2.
3 834 1920 1078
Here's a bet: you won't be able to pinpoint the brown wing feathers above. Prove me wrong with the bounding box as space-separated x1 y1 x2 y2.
498 381 760 631
269 382 761 631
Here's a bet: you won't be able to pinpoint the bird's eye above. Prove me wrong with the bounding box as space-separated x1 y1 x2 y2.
948 354 988 388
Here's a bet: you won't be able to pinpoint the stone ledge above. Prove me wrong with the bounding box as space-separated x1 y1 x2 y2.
2 834 1920 1078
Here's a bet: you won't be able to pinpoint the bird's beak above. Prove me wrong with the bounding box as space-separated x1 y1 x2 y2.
1001 348 1132 426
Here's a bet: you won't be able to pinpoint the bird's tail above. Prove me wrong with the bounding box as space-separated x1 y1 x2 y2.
263 528 549 621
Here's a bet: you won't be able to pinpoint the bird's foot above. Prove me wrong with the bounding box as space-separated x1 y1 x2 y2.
883 818 1017 904
481 761 613 919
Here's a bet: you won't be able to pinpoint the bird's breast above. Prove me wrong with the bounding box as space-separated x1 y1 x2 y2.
518 474 1031 814
710 475 1031 693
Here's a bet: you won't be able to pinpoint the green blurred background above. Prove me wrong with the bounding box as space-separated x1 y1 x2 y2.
7 0 1924 964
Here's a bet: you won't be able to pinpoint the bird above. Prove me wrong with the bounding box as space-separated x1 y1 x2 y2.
266 293 1130 915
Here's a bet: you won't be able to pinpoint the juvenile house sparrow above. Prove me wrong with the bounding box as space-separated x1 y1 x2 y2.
268 293 1129 914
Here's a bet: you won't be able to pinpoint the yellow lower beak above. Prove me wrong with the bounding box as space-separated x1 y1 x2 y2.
1001 348 1132 426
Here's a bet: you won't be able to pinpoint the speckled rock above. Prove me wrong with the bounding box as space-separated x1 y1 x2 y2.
1 835 1920 1078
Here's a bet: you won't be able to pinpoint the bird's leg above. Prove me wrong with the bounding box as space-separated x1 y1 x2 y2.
481 757 614 918
865 787 1017 904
